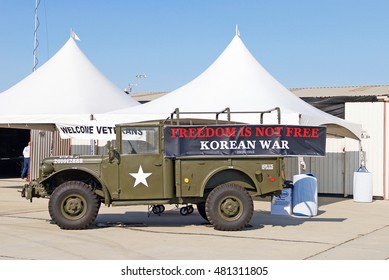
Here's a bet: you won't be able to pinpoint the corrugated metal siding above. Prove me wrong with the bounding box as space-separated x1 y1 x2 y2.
310 153 344 194
52 132 71 156
285 154 344 194
285 138 344 194
30 130 52 180
285 151 359 196
70 139 109 155
284 157 298 181
346 102 384 197
345 151 360 195
71 144 93 155
30 130 71 180
288 102 386 198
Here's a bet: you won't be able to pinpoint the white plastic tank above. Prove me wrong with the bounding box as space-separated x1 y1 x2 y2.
353 169 373 203
292 173 318 216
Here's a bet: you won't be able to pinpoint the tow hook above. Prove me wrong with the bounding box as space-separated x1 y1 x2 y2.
20 184 33 202
20 185 26 198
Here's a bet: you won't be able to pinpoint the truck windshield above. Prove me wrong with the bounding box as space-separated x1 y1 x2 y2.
121 127 159 154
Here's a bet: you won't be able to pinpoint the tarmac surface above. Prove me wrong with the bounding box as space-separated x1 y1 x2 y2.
1 177 389 260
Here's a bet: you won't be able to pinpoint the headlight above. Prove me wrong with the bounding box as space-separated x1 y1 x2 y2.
41 162 54 176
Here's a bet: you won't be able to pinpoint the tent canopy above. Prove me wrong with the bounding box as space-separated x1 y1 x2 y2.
0 37 138 129
108 34 361 140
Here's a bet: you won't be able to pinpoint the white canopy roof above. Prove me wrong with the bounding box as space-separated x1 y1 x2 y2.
108 34 361 140
0 37 138 129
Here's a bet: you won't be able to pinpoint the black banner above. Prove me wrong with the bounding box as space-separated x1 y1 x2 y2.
164 125 326 157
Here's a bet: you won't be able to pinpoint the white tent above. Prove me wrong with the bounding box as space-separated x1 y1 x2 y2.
0 37 139 130
107 34 361 140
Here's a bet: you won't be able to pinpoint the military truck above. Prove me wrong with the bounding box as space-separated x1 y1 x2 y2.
21 108 326 231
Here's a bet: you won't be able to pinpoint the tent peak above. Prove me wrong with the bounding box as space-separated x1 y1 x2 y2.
70 28 81 41
0 31 139 115
235 24 241 37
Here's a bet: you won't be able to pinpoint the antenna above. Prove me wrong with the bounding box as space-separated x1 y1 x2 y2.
33 0 40 72
236 24 240 37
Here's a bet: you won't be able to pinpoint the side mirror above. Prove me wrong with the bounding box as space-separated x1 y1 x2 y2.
107 141 120 164
107 141 113 162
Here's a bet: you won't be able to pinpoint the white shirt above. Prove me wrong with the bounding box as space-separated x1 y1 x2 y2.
23 145 30 158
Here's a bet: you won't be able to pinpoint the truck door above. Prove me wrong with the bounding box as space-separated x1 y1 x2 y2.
117 126 165 199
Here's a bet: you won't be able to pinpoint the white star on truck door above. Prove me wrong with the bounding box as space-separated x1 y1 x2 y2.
129 165 152 187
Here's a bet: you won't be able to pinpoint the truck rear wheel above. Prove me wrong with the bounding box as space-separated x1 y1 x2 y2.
48 181 100 230
205 183 253 231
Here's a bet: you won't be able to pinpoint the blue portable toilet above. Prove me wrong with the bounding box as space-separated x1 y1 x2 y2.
292 173 318 216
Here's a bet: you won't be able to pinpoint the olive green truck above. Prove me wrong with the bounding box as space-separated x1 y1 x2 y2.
22 109 325 231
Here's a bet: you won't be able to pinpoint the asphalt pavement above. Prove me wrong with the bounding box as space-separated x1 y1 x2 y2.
1 177 389 260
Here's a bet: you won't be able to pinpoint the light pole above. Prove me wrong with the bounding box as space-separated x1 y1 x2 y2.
125 74 147 94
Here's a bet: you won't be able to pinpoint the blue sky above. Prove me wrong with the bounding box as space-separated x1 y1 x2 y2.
1 0 389 93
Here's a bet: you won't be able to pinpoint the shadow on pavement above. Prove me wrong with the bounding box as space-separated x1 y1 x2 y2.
89 208 346 231
253 211 346 228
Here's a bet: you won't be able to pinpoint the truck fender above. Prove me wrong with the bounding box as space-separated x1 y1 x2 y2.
201 166 258 196
41 167 112 205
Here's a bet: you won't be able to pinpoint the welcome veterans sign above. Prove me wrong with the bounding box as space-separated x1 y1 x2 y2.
57 124 117 140
164 124 326 157
57 124 149 140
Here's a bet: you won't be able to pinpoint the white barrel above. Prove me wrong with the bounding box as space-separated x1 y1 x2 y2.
292 174 318 216
353 172 373 202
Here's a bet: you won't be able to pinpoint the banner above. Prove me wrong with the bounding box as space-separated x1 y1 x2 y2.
56 124 150 141
56 123 117 140
164 124 326 157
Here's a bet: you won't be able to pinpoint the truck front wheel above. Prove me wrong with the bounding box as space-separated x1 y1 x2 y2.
205 183 253 231
48 181 100 229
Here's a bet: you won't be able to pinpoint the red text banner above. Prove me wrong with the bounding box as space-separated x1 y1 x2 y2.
164 125 326 157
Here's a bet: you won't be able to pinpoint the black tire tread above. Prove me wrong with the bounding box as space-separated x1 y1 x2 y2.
205 183 253 231
196 203 208 221
48 181 100 230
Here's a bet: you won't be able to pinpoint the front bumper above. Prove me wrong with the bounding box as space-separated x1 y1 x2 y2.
21 181 47 202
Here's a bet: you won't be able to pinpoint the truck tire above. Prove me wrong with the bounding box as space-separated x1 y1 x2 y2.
48 181 100 230
196 203 208 221
205 183 253 231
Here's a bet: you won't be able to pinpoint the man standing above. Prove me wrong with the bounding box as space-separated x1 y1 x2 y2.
21 142 30 180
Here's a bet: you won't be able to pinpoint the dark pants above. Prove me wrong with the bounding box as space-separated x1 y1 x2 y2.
21 157 30 178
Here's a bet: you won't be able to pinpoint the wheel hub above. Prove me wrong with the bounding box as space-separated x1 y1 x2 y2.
220 197 241 218
63 196 85 217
